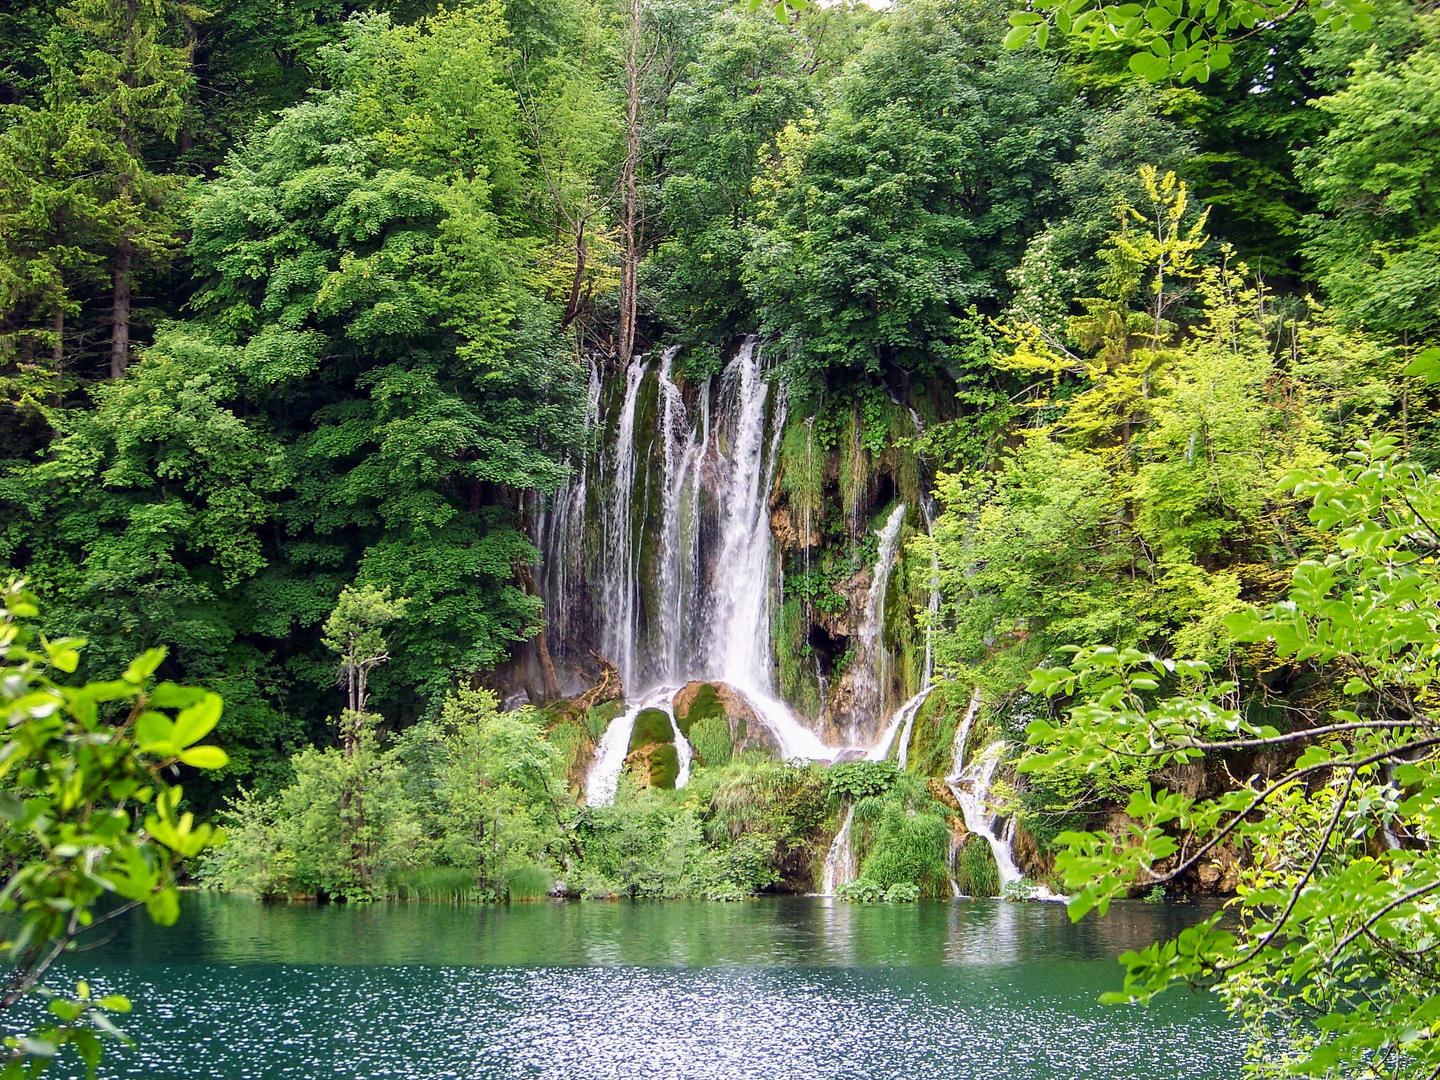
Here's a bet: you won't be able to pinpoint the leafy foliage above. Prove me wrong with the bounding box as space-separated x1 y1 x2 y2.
1022 439 1440 1077
0 580 227 1077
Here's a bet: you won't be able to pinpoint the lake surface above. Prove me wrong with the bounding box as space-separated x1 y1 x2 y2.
50 894 1242 1079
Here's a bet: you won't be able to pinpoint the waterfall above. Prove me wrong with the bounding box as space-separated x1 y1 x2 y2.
535 361 602 671
821 805 857 895
870 686 934 765
850 502 908 742
585 698 642 806
585 687 694 805
949 739 1024 890
669 708 693 790
706 338 779 686
655 346 700 684
599 357 648 691
945 687 1059 898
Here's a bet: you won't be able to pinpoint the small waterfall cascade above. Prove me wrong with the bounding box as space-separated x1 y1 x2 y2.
585 697 642 807
584 687 694 805
945 687 1059 898
821 681 937 894
950 740 1024 890
821 806 857 895
850 502 908 743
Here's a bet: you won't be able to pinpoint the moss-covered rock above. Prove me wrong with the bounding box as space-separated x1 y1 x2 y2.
673 682 724 736
628 707 674 752
672 681 778 761
626 742 680 789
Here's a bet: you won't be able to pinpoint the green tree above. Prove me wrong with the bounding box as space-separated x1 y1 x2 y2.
1298 41 1440 342
747 0 1078 387
185 9 585 708
322 584 406 754
649 9 814 343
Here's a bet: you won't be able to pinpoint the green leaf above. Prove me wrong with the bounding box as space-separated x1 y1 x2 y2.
1403 347 1440 384
145 887 180 927
122 648 167 686
1003 23 1038 48
146 683 207 709
172 694 222 748
177 746 229 770
134 712 175 753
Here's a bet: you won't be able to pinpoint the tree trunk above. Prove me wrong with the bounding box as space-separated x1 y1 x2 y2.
618 0 641 363
52 306 64 368
560 220 588 332
111 234 132 379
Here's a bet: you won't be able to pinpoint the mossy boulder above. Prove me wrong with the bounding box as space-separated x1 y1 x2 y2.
628 707 674 752
672 681 779 763
626 742 680 789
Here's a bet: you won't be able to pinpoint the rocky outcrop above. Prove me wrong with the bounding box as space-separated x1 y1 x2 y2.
673 681 781 761
770 506 820 553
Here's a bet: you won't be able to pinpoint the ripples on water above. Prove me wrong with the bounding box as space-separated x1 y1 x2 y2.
51 896 1241 1080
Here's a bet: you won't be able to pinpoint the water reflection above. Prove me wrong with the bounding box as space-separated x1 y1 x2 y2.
92 893 1222 969
54 896 1242 1080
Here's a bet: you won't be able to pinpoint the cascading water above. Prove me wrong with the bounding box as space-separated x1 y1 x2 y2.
584 688 694 804
821 806 857 895
599 357 648 691
534 361 602 674
850 502 908 743
563 339 830 805
945 687 1059 898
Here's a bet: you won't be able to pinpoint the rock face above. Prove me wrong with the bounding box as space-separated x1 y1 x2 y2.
769 506 820 553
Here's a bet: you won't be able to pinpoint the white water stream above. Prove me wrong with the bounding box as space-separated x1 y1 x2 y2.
599 357 648 691
849 502 908 742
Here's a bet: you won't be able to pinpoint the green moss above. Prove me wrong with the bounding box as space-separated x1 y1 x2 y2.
907 682 971 778
676 683 724 733
955 834 1001 898
646 743 681 789
629 707 674 752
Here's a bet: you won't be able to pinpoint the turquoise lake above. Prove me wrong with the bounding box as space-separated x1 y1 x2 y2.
50 893 1242 1079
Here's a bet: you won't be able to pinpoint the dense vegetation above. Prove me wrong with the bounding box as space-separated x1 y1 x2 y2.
2 0 1439 1074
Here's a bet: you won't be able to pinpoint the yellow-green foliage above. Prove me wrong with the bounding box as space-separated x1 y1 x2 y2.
689 716 733 767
